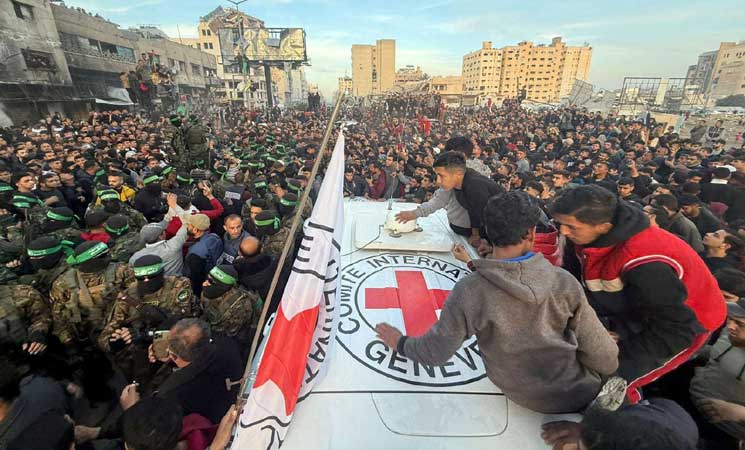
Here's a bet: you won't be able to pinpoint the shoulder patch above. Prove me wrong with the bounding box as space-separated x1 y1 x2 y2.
177 289 190 301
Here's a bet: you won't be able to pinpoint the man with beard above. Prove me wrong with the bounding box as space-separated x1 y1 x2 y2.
134 174 167 222
217 214 250 266
184 214 222 297
200 264 260 350
99 255 196 384
95 189 146 230
104 170 136 204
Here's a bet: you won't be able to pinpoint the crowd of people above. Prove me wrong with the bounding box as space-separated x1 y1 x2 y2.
1 93 745 450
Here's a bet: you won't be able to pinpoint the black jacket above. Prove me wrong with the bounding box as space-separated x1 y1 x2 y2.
155 338 243 424
453 168 502 233
235 253 278 302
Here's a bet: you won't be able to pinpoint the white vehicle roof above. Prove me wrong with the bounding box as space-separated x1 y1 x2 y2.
249 199 555 449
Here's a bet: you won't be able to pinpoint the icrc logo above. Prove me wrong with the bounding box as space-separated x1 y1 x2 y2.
336 253 486 387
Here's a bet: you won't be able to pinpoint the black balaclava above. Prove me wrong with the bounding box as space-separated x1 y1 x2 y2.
27 236 64 271
202 264 238 299
253 210 281 239
277 192 298 219
143 175 162 196
132 254 165 297
105 214 129 238
98 189 122 214
44 207 76 232
68 241 111 273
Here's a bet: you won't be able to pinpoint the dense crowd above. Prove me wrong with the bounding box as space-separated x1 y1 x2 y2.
1 95 745 450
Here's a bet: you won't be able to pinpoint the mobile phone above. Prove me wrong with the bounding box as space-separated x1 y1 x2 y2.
152 330 170 360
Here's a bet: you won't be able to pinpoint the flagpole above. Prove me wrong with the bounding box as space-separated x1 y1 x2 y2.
233 91 346 404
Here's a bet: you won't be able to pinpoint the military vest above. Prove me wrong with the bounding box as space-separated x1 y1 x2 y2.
57 265 118 335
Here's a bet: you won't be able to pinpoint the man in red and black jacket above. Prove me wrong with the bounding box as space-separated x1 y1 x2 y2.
550 185 726 403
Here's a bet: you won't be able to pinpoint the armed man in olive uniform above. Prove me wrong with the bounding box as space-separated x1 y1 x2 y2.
99 255 196 384
105 215 144 263
93 189 147 230
183 115 209 171
200 264 261 349
49 241 134 346
18 237 71 296
0 284 52 356
254 210 293 259
164 115 187 173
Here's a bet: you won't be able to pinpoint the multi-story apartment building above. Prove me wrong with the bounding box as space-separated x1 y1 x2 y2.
462 37 592 104
351 39 395 97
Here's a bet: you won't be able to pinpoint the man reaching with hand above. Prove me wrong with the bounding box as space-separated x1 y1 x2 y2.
376 191 619 414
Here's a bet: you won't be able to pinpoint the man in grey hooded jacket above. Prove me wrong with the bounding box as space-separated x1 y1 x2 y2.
376 191 619 414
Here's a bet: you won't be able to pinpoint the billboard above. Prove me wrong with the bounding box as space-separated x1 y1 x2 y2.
219 27 307 65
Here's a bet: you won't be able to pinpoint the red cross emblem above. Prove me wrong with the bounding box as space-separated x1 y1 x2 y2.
365 271 451 337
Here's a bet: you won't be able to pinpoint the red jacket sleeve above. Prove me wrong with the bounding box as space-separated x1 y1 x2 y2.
201 198 224 221
165 216 182 239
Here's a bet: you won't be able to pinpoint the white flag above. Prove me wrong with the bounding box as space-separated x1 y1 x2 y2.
232 132 345 449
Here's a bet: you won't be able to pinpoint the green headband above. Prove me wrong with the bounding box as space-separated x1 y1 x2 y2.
255 217 280 230
209 266 236 285
254 181 267 189
66 242 109 265
27 244 62 257
280 197 297 207
95 169 105 177
133 262 164 277
247 162 261 168
162 166 173 176
47 211 74 222
143 175 160 185
12 195 42 209
266 156 277 163
287 183 302 193
105 223 129 235
99 191 119 201
176 175 194 184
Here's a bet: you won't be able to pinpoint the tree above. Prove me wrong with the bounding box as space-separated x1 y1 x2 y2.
715 94 745 108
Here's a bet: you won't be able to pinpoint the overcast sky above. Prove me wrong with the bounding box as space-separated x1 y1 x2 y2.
66 0 744 98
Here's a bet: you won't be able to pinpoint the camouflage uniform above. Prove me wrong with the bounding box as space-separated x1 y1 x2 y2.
99 276 196 384
46 227 82 245
98 275 197 352
262 227 294 259
0 285 52 345
184 122 209 170
17 261 70 298
49 264 134 345
91 204 147 231
201 286 261 346
164 122 187 173
109 231 145 263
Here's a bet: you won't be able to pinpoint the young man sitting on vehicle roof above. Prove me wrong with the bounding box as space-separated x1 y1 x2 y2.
376 191 620 414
